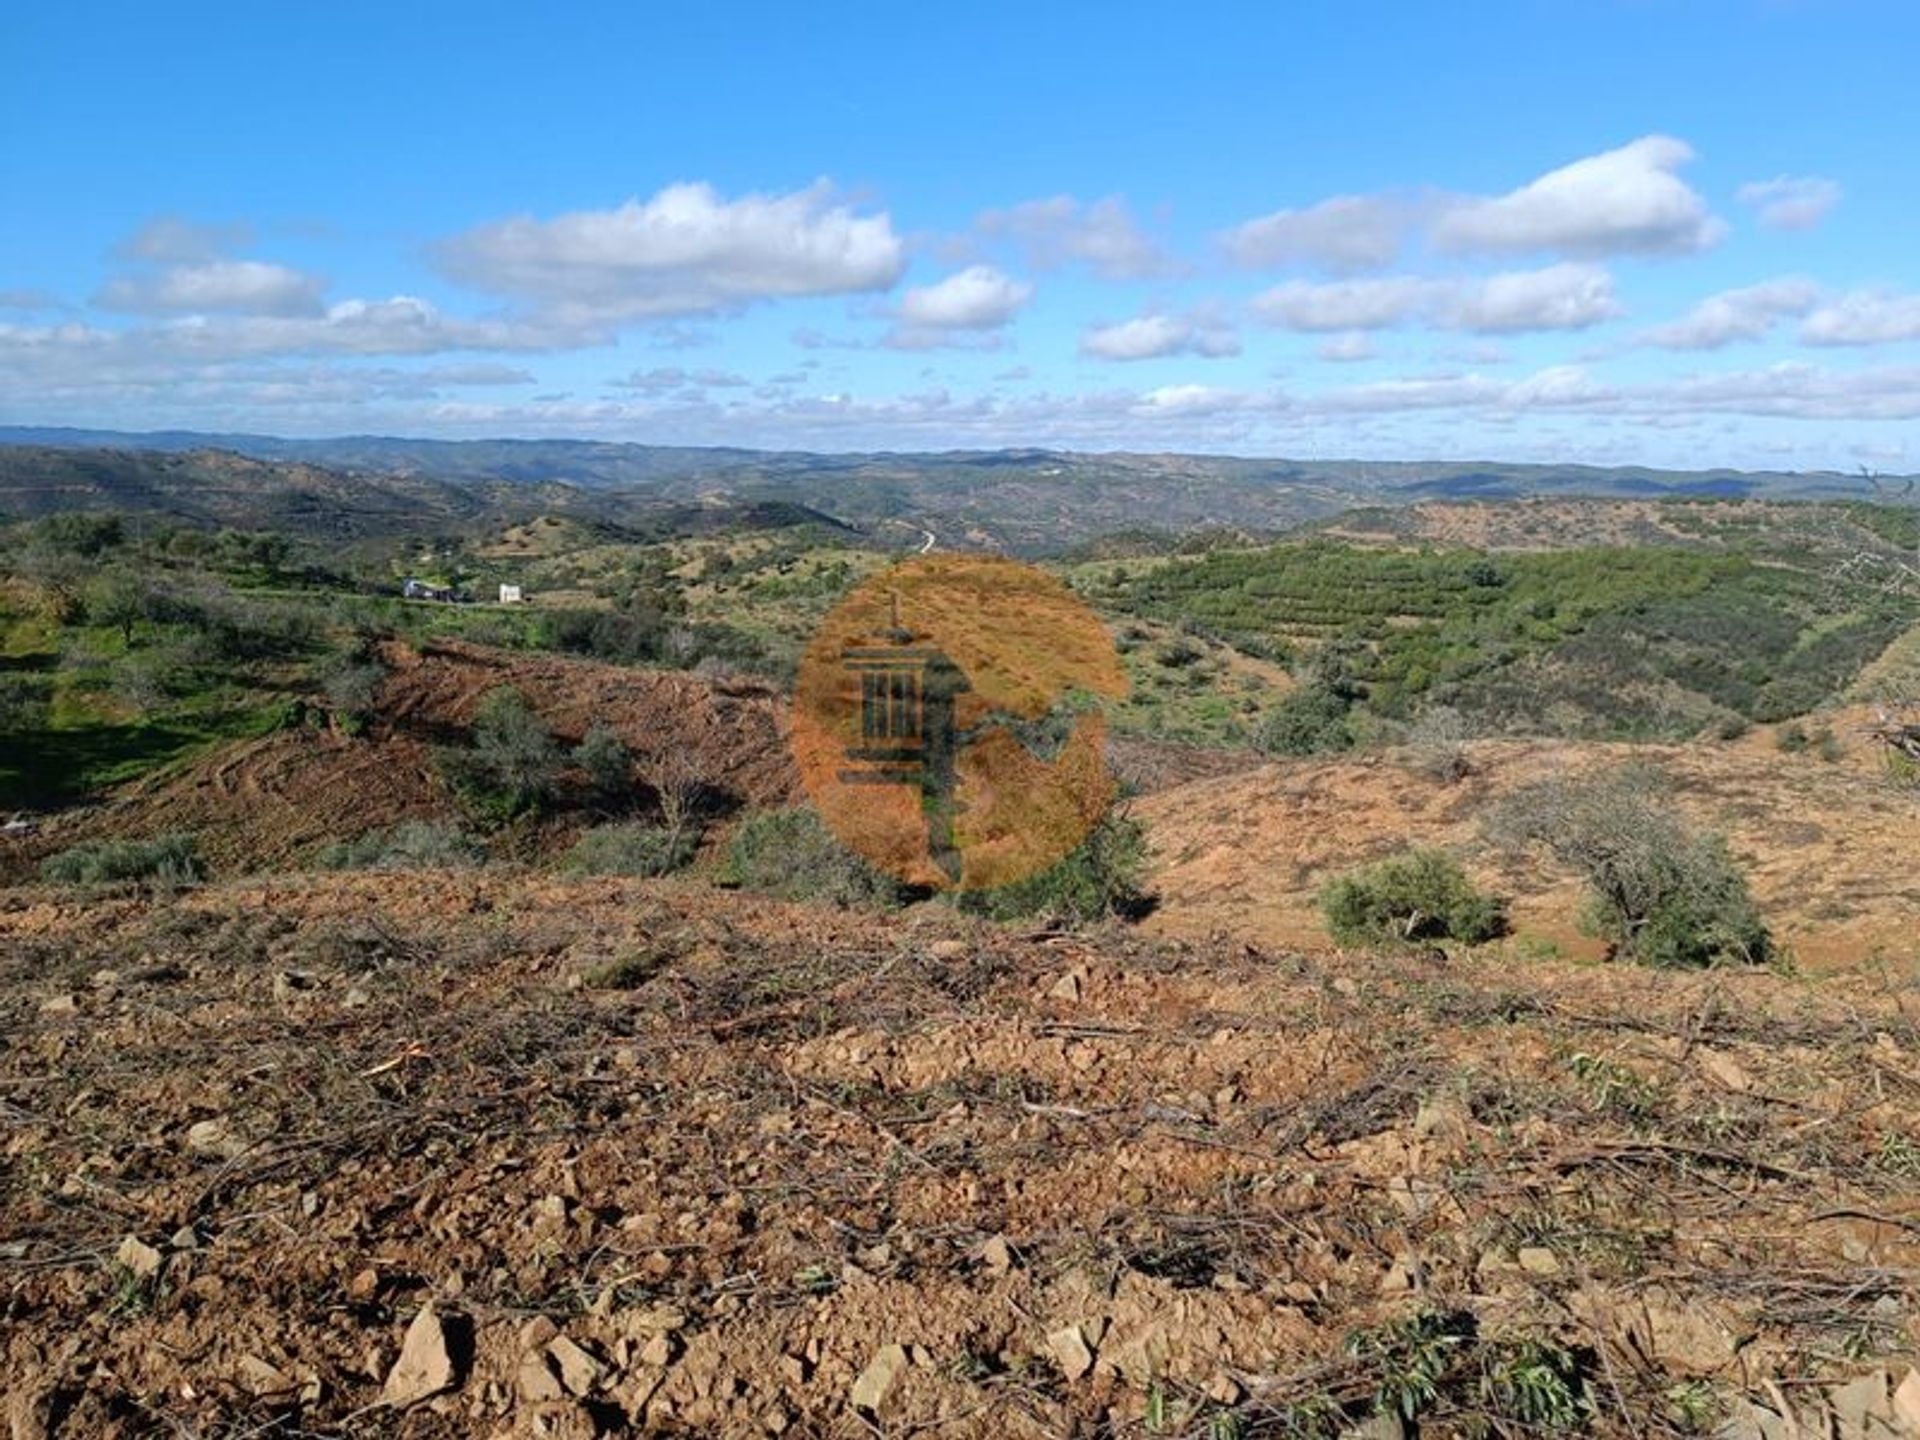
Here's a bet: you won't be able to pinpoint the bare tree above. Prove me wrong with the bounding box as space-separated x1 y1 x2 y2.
637 743 711 852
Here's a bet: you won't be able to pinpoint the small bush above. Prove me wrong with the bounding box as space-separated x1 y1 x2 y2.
0 673 49 734
1258 683 1355 757
954 810 1153 927
1319 848 1506 946
1712 714 1751 742
41 834 200 886
561 821 699 877
435 686 564 824
1155 636 1206 669
321 656 386 729
573 724 633 802
1774 721 1809 753
1487 765 1769 969
1403 705 1473 782
316 820 482 871
721 807 909 910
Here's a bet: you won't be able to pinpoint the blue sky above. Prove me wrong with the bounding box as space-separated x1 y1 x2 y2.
4 0 1919 468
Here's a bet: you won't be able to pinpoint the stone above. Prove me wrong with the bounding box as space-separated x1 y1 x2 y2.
236 1355 297 1398
1207 1373 1244 1405
850 1344 909 1412
185 1117 246 1160
980 1235 1014 1273
114 1235 164 1280
1829 1371 1890 1435
380 1302 455 1408
39 994 78 1016
1517 1246 1561 1276
1380 1253 1423 1294
927 939 968 960
1047 1324 1094 1381
1105 1323 1170 1386
547 1335 602 1397
169 1225 201 1252
1698 1048 1754 1093
518 1315 559 1350
1892 1370 1920 1434
1048 967 1086 1002
515 1352 565 1404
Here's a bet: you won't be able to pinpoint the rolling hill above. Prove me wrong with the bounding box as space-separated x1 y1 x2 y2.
4 426 1912 554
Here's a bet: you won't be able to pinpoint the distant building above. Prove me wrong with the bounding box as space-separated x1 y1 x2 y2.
499 583 524 605
402 578 455 602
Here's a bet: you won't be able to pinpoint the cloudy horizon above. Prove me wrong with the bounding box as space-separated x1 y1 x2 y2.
5 2 1920 471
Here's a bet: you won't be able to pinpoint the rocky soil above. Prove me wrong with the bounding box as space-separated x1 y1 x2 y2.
4 871 1919 1436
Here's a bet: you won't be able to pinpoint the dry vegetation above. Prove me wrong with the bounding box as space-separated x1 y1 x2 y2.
4 872 1919 1437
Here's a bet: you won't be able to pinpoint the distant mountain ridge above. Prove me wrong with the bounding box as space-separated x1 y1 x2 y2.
1 425 1909 553
0 443 852 544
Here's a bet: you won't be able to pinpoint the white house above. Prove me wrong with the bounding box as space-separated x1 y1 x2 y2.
499 583 524 605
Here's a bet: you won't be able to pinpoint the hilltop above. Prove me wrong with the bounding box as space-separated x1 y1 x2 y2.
5 428 1912 554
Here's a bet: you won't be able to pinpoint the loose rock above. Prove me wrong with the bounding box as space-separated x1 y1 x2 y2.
379 1302 455 1408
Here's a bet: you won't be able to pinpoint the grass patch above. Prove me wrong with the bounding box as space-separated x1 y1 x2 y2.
40 833 201 886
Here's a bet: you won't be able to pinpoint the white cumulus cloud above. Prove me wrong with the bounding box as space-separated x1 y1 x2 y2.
437 181 907 320
1079 311 1239 361
1800 289 1920 346
1252 276 1431 332
886 265 1032 349
1430 263 1621 333
96 259 327 317
1255 265 1618 335
1642 277 1821 350
1221 193 1413 272
1432 135 1725 258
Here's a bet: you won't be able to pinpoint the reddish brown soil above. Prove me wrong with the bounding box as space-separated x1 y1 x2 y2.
4 641 797 880
4 873 1918 1436
1136 713 1920 972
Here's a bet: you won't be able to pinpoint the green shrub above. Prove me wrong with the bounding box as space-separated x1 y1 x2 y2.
36 512 125 558
435 686 564 824
0 673 49 734
1319 848 1506 946
954 810 1152 927
1488 766 1769 969
1586 831 1770 970
1774 721 1809 753
321 655 386 728
561 820 699 877
316 820 482 871
41 834 200 886
1258 683 1354 757
721 807 909 909
573 724 632 801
